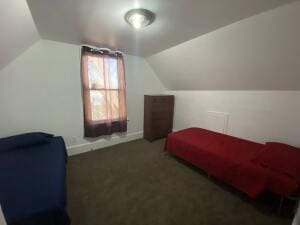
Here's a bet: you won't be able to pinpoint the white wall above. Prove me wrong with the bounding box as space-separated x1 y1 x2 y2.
169 90 300 147
0 0 40 69
147 1 300 90
0 40 165 153
293 203 300 225
0 205 6 225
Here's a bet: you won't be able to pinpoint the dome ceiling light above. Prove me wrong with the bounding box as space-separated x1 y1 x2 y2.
125 8 155 30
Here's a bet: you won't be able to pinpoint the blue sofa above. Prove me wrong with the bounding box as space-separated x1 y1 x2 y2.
0 133 70 225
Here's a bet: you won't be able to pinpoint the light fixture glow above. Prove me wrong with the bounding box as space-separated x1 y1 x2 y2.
125 8 155 29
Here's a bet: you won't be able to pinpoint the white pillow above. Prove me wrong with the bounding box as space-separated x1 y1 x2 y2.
0 205 6 225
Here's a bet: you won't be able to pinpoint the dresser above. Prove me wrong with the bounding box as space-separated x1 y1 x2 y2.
144 95 174 141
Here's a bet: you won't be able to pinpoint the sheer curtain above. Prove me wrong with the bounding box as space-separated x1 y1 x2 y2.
81 46 127 137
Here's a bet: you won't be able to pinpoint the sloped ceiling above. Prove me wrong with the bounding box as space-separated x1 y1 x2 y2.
1 0 299 91
147 1 300 90
26 0 296 57
0 0 39 70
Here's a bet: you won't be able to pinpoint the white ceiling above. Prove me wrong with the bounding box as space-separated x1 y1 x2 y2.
0 0 39 69
147 1 300 90
26 0 296 57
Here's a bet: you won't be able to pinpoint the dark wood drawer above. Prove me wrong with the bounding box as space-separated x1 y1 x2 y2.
152 111 172 120
144 95 174 142
152 97 174 108
152 96 173 103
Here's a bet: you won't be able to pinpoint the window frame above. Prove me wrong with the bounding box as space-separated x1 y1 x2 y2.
81 49 127 125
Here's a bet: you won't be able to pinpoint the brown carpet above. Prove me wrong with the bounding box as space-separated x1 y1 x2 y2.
67 139 292 225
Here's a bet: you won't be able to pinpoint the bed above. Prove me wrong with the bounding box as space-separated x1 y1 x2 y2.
165 128 300 198
0 133 70 225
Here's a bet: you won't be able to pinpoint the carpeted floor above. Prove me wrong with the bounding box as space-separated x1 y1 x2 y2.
67 139 292 225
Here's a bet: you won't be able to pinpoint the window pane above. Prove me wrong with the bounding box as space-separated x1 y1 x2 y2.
88 56 104 89
106 58 119 89
108 90 120 120
90 90 107 121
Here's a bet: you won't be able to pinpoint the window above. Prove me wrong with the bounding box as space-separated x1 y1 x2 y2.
81 46 127 137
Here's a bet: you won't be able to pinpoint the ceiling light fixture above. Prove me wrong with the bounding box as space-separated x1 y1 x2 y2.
125 8 155 29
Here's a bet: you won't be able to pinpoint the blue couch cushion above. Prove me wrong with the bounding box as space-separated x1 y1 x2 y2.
0 132 54 153
0 137 67 224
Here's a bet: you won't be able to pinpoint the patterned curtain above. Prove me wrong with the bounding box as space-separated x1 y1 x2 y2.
81 46 127 137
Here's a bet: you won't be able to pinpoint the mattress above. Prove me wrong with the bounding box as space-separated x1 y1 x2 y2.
165 128 299 198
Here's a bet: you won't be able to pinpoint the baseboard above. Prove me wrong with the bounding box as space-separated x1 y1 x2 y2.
67 131 143 156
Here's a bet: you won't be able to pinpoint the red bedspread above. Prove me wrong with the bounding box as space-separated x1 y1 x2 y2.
165 128 299 198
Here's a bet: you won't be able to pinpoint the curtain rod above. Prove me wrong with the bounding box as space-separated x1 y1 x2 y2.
81 44 124 56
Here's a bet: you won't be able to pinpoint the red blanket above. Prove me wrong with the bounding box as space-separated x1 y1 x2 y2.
165 128 299 198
